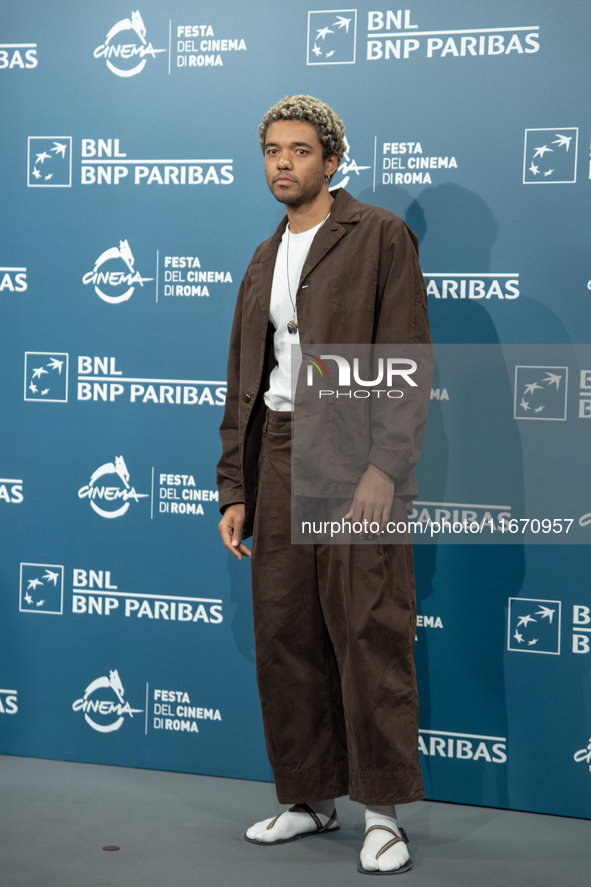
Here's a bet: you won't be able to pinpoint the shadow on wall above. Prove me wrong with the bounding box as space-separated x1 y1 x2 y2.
360 181 523 807
359 182 501 343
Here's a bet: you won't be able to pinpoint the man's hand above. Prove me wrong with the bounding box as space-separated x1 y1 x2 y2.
345 463 394 538
218 504 251 559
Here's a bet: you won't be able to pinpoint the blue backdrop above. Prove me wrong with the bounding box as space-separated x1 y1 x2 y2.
1 0 590 820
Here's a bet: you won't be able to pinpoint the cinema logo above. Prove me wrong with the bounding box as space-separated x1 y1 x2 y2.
419 728 507 763
72 669 142 733
77 356 226 406
574 737 591 774
424 273 520 300
82 240 153 303
304 352 418 399
78 456 148 518
152 687 222 734
94 11 166 78
71 567 223 624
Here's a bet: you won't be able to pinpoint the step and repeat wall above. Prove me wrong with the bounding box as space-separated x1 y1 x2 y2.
1 1 590 819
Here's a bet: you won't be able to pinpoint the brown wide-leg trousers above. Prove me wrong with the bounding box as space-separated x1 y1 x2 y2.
250 409 424 806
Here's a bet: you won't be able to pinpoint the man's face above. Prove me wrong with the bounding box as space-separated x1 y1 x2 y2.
264 119 337 207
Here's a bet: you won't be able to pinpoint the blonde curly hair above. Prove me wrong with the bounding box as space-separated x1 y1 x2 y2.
258 95 346 163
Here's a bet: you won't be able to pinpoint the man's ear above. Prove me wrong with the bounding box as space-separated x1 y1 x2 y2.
325 153 339 178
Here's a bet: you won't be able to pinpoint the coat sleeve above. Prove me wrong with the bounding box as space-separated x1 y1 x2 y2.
367 220 433 483
216 275 246 513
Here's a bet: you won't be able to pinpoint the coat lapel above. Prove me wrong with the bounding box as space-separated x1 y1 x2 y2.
250 189 361 318
300 188 361 281
250 217 287 320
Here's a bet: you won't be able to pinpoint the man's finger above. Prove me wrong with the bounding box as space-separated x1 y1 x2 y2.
219 519 249 559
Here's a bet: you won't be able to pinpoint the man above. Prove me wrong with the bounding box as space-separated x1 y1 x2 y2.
217 95 431 875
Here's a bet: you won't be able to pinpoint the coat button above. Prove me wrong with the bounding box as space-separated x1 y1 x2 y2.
244 393 251 403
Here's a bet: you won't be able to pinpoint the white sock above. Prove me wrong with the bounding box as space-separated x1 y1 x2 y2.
360 805 410 873
246 798 337 843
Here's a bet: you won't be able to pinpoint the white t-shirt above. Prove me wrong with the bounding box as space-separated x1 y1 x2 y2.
264 217 327 411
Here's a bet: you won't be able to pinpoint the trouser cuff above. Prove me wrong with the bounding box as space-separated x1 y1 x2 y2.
274 766 349 805
347 768 425 806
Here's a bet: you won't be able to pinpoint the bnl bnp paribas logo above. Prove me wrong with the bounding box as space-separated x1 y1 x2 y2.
27 138 72 187
308 9 541 65
507 598 561 655
94 11 165 77
523 129 578 184
73 670 142 732
513 366 568 420
307 10 357 65
24 352 68 402
78 456 149 518
19 563 64 615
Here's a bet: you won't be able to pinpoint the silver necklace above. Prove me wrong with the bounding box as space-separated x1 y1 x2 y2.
285 227 298 335
285 212 331 335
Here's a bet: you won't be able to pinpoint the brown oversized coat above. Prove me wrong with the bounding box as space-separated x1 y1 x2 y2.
217 188 432 538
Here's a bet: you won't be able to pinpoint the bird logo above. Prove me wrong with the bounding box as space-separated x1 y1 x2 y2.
20 564 64 614
28 137 72 187
308 10 356 65
508 598 561 654
25 353 68 401
514 366 568 421
523 128 578 184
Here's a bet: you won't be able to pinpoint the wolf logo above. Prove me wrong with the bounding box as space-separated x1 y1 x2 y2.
89 456 130 490
105 11 147 46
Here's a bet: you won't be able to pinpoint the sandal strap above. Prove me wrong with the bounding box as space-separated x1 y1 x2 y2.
364 824 410 859
266 804 338 833
376 836 404 859
266 813 283 830
298 803 323 831
318 807 338 832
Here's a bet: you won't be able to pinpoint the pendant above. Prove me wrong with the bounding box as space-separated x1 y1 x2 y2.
287 318 298 335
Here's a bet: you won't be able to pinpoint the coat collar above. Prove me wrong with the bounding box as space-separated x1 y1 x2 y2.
258 188 361 264
252 189 361 317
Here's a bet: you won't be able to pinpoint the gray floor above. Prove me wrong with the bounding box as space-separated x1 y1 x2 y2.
1 755 589 887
